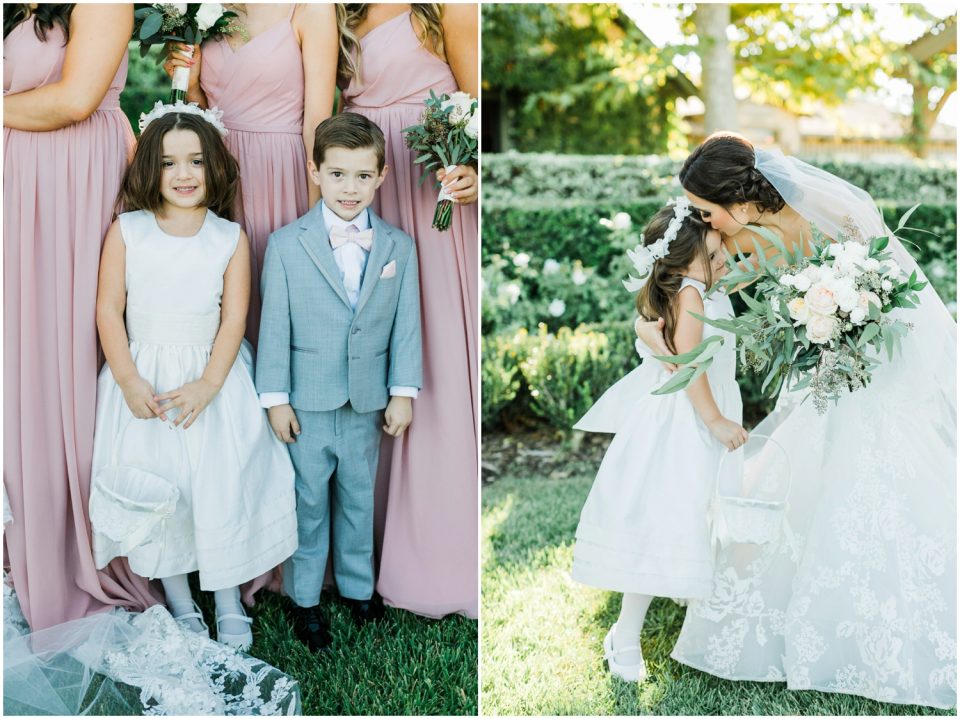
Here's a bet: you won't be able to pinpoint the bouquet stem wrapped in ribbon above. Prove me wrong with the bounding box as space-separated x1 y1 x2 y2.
403 90 479 231
133 4 239 103
645 206 928 414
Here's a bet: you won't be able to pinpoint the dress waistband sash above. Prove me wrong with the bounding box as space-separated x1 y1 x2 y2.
126 310 220 345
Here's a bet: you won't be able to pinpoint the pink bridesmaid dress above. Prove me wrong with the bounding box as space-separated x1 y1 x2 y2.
199 5 309 346
3 17 161 630
343 11 478 618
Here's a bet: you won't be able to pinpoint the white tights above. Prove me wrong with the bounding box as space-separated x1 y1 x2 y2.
612 593 654 665
160 574 248 635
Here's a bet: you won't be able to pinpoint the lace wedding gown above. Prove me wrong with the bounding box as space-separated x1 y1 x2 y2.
671 150 956 710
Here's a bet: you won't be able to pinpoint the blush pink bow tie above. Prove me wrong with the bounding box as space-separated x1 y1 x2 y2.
329 225 374 251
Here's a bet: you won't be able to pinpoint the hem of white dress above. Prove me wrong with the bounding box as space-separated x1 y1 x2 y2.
570 565 712 600
670 653 957 711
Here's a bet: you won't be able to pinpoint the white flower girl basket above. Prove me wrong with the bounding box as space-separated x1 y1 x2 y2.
709 433 792 547
89 417 185 578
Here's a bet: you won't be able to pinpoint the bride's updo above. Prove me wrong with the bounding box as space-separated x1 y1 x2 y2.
679 132 785 214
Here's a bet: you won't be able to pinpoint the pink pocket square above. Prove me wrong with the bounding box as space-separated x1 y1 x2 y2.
380 260 397 279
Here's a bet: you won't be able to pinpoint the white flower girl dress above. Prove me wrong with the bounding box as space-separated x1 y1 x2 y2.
572 277 741 599
90 209 297 590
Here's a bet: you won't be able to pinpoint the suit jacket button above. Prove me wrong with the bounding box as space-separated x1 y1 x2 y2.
352 327 361 334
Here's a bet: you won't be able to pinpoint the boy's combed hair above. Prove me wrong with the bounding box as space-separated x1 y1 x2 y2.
313 112 386 172
636 208 713 354
117 112 239 220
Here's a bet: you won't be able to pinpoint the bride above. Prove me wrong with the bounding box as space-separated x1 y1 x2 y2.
636 132 956 709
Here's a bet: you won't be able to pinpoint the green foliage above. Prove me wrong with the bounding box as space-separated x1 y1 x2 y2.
481 4 686 154
481 332 524 428
122 41 170 134
515 324 636 430
482 152 958 205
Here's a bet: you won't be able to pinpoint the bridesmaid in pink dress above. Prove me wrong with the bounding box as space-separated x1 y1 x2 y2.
341 4 479 618
3 3 160 630
164 3 338 346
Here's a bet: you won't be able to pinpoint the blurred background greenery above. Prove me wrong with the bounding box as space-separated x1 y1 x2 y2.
122 41 169 134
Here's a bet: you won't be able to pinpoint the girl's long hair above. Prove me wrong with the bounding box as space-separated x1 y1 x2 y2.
3 4 74 41
336 4 444 81
679 131 785 214
117 113 239 220
636 208 713 354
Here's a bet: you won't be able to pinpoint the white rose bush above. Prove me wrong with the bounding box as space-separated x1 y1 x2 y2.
403 90 479 230
654 207 928 414
132 4 239 102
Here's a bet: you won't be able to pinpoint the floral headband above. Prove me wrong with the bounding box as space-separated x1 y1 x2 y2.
623 196 693 292
139 100 228 138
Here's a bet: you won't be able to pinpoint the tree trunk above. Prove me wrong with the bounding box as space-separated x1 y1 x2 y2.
695 3 738 134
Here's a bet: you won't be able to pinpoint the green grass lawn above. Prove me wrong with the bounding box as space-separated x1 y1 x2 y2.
203 590 478 716
481 454 952 716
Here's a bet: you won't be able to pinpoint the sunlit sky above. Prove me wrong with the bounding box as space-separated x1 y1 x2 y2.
621 2 958 127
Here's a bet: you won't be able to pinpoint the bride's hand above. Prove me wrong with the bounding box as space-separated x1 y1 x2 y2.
635 316 677 372
437 165 478 205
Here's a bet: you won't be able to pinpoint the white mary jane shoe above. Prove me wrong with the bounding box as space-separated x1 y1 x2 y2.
603 624 648 682
216 606 254 651
172 600 210 636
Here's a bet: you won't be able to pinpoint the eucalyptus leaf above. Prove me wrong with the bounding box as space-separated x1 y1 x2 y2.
651 365 698 395
140 12 163 40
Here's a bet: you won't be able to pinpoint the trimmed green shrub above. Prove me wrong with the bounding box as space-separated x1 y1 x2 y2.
481 332 523 428
482 152 958 204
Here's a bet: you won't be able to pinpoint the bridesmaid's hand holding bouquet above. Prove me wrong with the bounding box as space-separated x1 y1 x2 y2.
133 4 239 102
403 90 479 231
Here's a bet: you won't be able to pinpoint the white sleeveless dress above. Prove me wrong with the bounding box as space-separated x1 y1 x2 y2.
572 278 741 599
90 210 298 591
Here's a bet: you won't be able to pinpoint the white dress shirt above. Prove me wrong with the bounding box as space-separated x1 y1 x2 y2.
260 202 417 409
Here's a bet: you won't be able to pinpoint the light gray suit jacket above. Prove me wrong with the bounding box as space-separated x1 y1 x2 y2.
255 203 422 414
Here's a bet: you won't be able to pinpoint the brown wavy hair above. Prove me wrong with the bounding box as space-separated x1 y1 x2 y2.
3 4 74 41
679 132 786 215
117 112 239 220
336 4 444 81
636 207 714 354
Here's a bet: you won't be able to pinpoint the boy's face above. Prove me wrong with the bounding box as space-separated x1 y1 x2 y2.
310 146 387 222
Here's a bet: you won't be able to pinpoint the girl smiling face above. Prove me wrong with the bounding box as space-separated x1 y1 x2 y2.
159 129 206 210
682 228 726 284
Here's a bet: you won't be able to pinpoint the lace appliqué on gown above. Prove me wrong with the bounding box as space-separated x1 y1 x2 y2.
3 584 300 715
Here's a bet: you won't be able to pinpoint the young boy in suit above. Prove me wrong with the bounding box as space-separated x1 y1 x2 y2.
256 112 422 652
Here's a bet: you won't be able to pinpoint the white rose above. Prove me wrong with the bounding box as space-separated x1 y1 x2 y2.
548 299 566 317
842 242 868 260
442 91 475 124
612 212 632 230
779 274 797 288
171 3 188 14
800 266 821 283
806 313 838 344
849 306 867 325
195 3 223 31
543 258 560 275
834 285 860 313
792 274 812 292
858 291 882 312
464 111 479 139
787 297 810 324
862 257 880 272
881 279 893 292
572 268 587 286
805 284 838 316
513 252 530 268
882 259 902 277
499 283 521 305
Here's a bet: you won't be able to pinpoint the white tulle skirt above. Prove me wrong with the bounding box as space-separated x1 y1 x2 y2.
672 283 957 709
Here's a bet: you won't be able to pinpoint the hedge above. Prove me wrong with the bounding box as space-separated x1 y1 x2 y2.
482 151 958 205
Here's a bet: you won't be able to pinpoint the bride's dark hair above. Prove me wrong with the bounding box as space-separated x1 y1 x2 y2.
636 207 713 354
679 132 785 214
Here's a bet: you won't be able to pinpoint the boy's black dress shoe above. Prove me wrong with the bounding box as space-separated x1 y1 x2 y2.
343 593 385 624
292 605 332 653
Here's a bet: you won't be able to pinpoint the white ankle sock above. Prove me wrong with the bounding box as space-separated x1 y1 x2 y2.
161 574 206 633
612 593 653 665
214 586 249 636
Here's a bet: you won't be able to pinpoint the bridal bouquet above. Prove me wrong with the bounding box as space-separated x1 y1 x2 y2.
651 209 928 414
133 4 238 102
403 90 479 231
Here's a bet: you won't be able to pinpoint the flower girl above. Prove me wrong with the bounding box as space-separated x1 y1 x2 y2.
89 103 297 650
571 198 748 681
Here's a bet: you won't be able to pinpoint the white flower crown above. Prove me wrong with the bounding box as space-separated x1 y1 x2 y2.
623 196 692 292
139 100 228 138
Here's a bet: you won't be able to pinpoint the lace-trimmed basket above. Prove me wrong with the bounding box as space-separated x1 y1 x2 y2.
709 433 791 547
